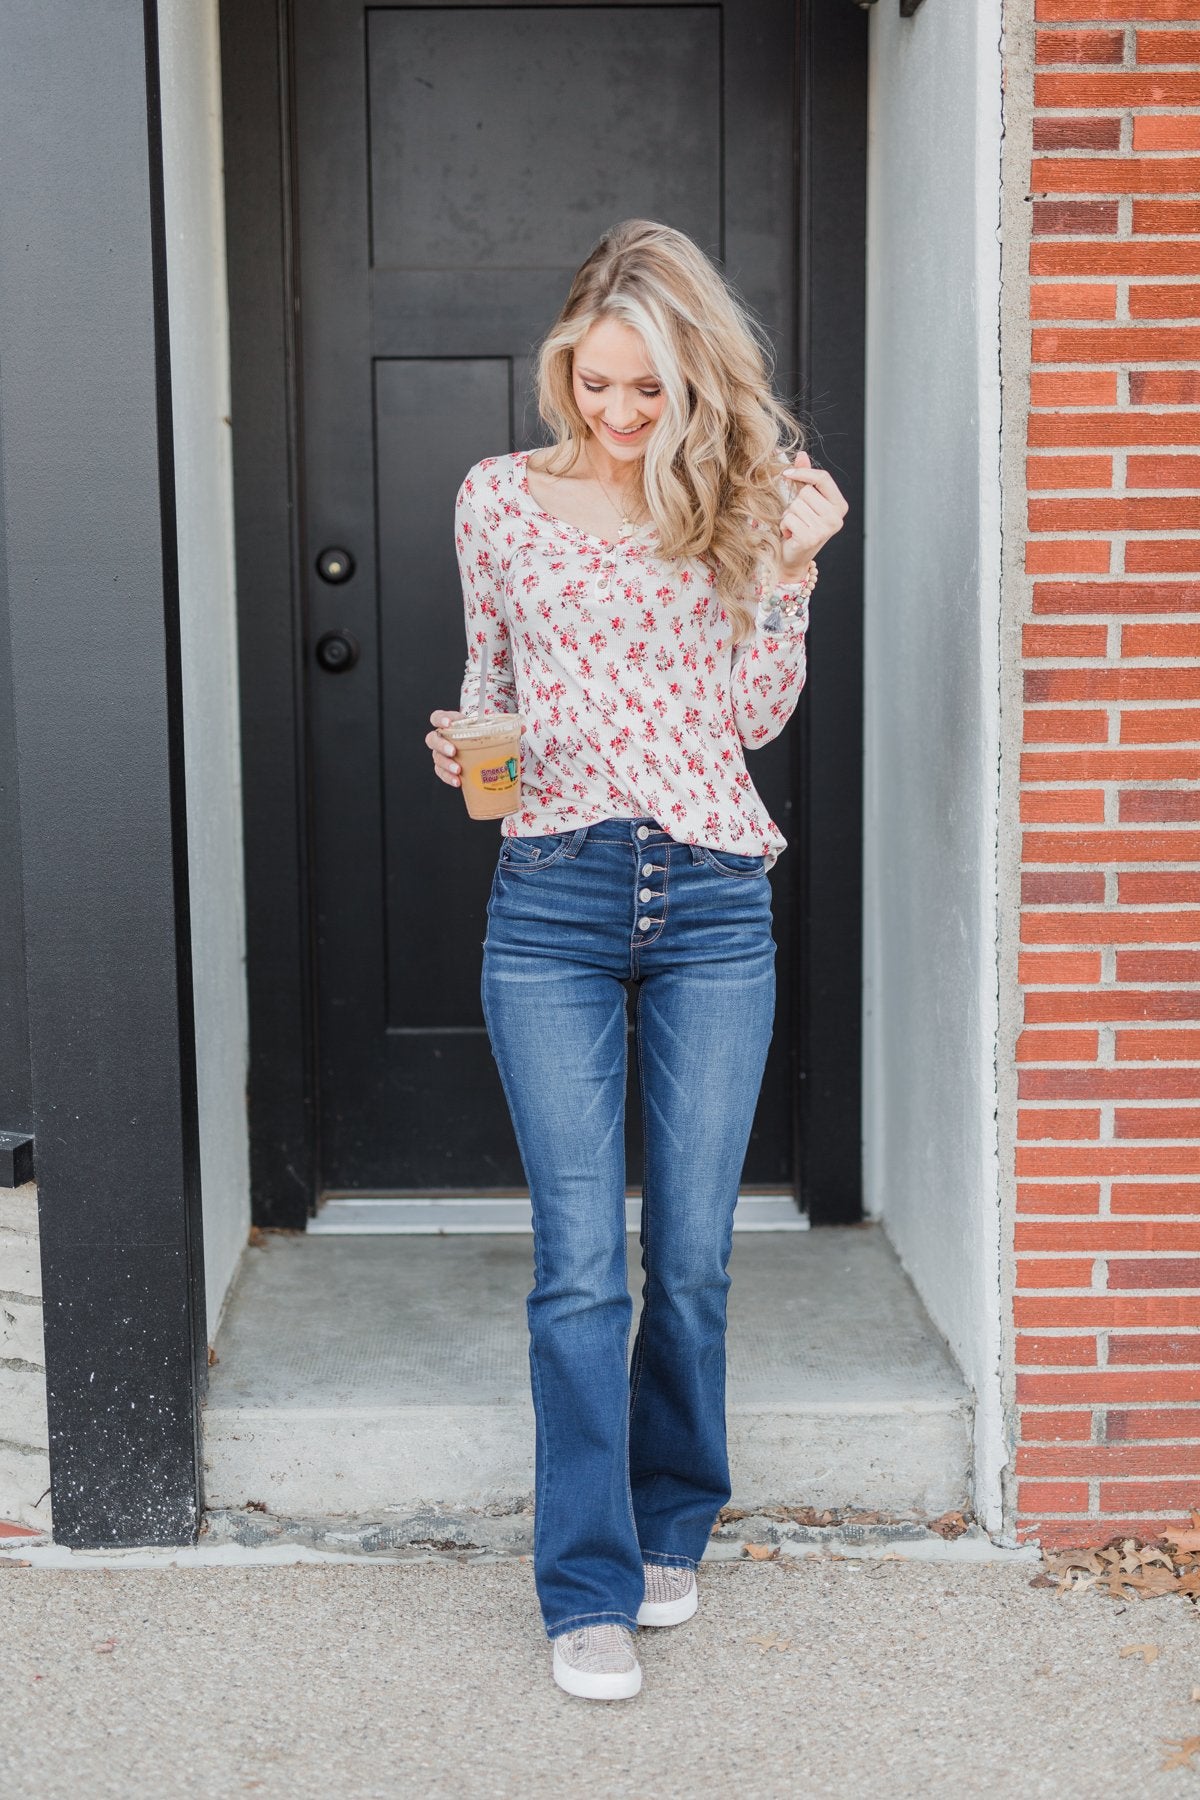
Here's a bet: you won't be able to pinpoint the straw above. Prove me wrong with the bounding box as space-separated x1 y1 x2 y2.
474 642 490 720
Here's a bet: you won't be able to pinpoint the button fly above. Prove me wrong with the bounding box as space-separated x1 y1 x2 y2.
636 825 650 840
638 917 652 931
639 888 653 903
641 863 653 876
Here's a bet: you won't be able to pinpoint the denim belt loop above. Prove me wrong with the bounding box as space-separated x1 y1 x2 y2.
562 827 590 860
687 843 707 866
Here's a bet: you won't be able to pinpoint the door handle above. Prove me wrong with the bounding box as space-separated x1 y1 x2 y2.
314 630 360 674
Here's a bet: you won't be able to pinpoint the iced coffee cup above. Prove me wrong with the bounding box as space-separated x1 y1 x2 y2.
443 713 524 820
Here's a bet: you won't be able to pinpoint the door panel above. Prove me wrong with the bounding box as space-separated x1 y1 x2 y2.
294 0 801 1193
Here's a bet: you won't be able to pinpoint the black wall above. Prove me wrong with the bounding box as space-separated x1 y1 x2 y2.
0 0 206 1545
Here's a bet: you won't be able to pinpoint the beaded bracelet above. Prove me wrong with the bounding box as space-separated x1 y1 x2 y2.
760 560 819 634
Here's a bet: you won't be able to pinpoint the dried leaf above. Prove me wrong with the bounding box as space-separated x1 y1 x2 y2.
1119 1643 1160 1664
929 1510 968 1541
1163 1529 1200 1552
93 1637 117 1655
743 1543 778 1561
1162 1738 1200 1772
747 1633 792 1654
1190 1686 1200 1704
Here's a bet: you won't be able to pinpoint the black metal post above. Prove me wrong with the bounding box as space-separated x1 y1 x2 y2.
0 0 206 1545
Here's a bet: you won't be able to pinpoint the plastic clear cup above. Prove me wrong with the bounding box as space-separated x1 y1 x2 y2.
443 714 524 820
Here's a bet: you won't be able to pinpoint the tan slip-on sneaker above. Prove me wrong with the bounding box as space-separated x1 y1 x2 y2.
551 1624 643 1700
637 1562 698 1627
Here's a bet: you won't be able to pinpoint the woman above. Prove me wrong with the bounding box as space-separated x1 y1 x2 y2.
425 220 848 1700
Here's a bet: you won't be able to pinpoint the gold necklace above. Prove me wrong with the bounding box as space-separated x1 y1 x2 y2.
585 443 643 537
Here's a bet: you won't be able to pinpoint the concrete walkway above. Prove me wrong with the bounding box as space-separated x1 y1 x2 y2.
3 1555 1200 1797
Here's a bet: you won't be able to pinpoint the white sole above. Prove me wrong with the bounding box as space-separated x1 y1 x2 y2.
637 1576 699 1628
552 1642 643 1700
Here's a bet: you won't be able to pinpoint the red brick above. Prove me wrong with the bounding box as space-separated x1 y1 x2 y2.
1016 1258 1097 1289
1033 579 1200 614
1035 28 1124 65
1018 1147 1200 1177
1109 1334 1200 1366
1109 1258 1200 1290
1033 200 1120 237
1107 1409 1200 1442
1030 369 1119 404
1112 1181 1200 1212
1018 1482 1091 1514
1116 951 1200 982
1035 117 1124 153
1137 28 1200 64
1019 951 1103 984
1016 1296 1200 1329
1020 1068 1200 1101
1029 1518 1188 1548
1037 75 1200 110
1036 0 1200 18
1132 370 1200 404
1115 1107 1200 1139
1022 872 1107 905
1022 910 1200 945
1031 497 1200 530
1026 541 1113 575
1018 1222 1200 1253
1135 201 1200 237
1026 460 1114 495
1121 624 1200 661
1121 711 1200 744
1023 709 1110 744
1025 992 1200 1026
1024 624 1110 660
1100 1481 1200 1513
1030 412 1200 447
0 1521 40 1539
1017 1334 1097 1366
1130 286 1200 321
1119 790 1200 825
1125 462 1200 496
1021 1410 1094 1442
1018 1181 1102 1215
1127 541 1200 574
1037 242 1200 276
1028 669 1200 703
1118 872 1200 902
1025 751 1200 782
1021 788 1107 824
1019 1108 1101 1141
1032 284 1118 320
1020 1445 1200 1477
1018 1370 1200 1404
1018 1025 1101 1058
1135 116 1200 153
1032 156 1200 199
1024 825 1200 858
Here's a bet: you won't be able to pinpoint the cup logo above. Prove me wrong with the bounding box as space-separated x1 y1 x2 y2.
480 756 518 790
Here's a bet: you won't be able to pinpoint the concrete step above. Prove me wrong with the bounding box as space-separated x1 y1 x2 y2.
203 1225 973 1519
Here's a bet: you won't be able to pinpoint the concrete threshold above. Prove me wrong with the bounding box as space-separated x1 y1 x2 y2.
203 1224 973 1519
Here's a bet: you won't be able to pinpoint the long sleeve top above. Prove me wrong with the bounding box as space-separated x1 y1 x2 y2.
454 450 810 869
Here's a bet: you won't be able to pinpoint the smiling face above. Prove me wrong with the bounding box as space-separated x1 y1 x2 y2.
571 316 666 464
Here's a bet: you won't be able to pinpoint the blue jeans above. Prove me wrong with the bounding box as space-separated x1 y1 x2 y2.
481 816 776 1638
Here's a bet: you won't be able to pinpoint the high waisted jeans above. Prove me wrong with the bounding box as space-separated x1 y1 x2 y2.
480 815 776 1639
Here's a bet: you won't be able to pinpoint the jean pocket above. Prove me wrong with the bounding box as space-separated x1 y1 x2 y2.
499 831 572 871
695 845 767 879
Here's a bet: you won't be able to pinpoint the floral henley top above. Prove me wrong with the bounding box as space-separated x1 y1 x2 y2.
454 450 810 870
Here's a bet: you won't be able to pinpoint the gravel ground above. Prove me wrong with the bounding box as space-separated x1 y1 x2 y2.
2 1554 1200 1798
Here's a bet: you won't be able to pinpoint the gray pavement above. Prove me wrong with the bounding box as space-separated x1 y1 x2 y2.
3 1554 1200 1797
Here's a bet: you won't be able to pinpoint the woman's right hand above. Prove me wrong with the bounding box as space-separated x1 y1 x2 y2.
426 709 464 787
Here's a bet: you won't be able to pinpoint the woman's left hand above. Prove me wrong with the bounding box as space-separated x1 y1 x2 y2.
777 450 850 579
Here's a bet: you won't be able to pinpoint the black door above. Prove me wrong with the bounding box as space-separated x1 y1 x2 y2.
293 0 805 1194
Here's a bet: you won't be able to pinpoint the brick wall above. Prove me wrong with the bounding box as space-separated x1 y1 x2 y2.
1016 0 1200 1546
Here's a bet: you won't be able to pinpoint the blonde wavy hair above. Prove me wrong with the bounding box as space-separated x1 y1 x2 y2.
534 219 804 642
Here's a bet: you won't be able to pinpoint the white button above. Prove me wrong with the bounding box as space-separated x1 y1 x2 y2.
638 917 652 931
636 826 650 840
641 863 653 876
639 887 653 902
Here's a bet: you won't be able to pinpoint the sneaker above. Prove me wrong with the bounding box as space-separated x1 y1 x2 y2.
637 1562 698 1628
551 1624 643 1700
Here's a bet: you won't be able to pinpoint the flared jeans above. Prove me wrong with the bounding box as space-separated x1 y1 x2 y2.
480 816 776 1638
